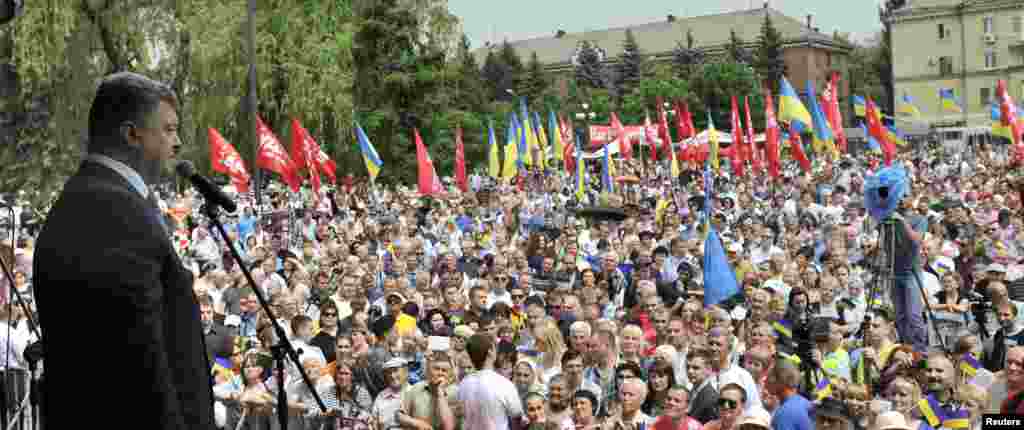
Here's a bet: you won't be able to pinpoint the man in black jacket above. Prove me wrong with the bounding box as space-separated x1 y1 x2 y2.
33 72 215 429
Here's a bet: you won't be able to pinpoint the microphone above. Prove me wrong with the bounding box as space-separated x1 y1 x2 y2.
175 160 237 213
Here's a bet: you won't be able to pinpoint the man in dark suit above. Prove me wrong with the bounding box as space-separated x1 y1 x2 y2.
686 348 719 424
33 72 215 429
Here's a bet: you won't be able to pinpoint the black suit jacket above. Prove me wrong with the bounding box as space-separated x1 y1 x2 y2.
689 382 719 424
33 160 215 429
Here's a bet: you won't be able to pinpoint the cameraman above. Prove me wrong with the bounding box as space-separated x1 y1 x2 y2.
882 197 930 353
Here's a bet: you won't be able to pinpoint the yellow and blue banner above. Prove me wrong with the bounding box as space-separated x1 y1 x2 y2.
707 113 721 172
853 95 866 117
960 353 981 377
940 88 963 113
992 103 1016 141
602 143 614 193
898 92 922 118
487 119 501 178
814 376 833 401
575 135 586 201
355 121 383 180
886 125 908 147
772 319 793 339
806 80 839 159
778 76 812 129
549 110 564 162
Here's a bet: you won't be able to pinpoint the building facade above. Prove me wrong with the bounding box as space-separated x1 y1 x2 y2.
890 0 1024 127
477 6 853 120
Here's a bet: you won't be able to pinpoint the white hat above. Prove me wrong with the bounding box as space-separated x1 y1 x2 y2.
736 407 772 429
874 411 913 430
382 357 408 370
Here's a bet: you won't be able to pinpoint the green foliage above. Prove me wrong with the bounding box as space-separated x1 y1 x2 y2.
726 29 752 64
755 13 786 94
521 52 550 109
688 62 764 130
615 29 645 103
672 29 704 80
574 40 605 91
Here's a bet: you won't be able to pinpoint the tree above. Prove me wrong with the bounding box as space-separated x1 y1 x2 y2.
574 40 606 92
688 62 764 129
672 29 704 79
498 39 524 101
521 51 549 107
727 29 752 64
616 29 645 102
755 13 786 94
481 49 508 101
844 33 886 119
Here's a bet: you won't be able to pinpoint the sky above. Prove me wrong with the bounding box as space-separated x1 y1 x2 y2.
449 0 884 47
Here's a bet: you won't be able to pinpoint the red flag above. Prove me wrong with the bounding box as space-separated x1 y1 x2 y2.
208 128 251 193
730 96 746 177
656 97 672 159
256 116 300 192
559 115 576 173
865 97 895 165
997 79 1022 146
454 126 467 192
290 118 321 198
316 148 337 183
674 100 694 140
788 130 811 173
764 90 781 180
414 129 443 195
827 72 848 153
610 112 631 159
645 113 658 161
743 96 761 176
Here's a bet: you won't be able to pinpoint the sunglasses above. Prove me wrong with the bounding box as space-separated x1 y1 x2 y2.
323 312 337 317
718 398 740 410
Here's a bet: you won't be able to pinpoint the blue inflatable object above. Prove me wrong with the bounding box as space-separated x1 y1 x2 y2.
864 165 909 222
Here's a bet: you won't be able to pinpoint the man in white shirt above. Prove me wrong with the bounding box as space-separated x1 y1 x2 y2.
458 333 523 429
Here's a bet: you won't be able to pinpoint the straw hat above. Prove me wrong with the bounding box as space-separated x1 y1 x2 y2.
874 411 912 430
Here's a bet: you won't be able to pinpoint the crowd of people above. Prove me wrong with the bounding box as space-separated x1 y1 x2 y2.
6 135 1024 430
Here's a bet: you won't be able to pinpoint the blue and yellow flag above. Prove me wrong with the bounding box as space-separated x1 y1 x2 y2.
519 98 535 166
940 88 963 113
575 135 587 201
602 143 615 193
886 124 908 147
549 110 564 161
815 376 833 401
534 111 548 169
807 80 839 159
707 113 721 171
918 395 943 427
355 122 383 180
959 353 981 377
211 356 235 382
992 103 1016 141
853 95 866 117
898 92 922 118
772 319 793 338
487 119 501 178
513 111 527 168
778 76 812 129
703 225 740 307
502 115 519 178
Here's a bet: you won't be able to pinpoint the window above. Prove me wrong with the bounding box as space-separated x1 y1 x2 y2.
984 16 994 34
981 87 992 105
986 50 998 69
939 56 954 76
939 23 946 39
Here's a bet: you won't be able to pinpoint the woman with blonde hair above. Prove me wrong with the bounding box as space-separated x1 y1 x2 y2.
535 321 567 384
958 383 989 430
879 375 926 430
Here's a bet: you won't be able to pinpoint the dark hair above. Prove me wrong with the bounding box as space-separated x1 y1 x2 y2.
561 349 583 367
465 333 495 370
87 72 178 152
572 389 599 415
616 361 645 380
290 315 312 334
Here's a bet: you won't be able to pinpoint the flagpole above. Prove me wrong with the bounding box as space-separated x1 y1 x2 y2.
247 0 261 213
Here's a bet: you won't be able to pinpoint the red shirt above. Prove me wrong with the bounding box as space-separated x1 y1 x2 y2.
652 415 704 430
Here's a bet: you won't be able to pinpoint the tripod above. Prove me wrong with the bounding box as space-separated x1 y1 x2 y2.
861 217 946 352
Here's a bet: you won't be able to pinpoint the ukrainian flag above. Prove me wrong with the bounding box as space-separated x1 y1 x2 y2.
886 125 908 147
918 395 943 427
519 98 535 166
815 377 833 401
602 143 614 192
940 88 963 113
992 103 1016 141
574 136 587 200
502 116 519 179
487 119 500 178
898 92 922 118
778 76 813 129
355 122 383 180
853 95 866 117
549 110 564 161
807 80 839 160
772 319 793 338
534 112 548 169
943 409 969 429
959 353 981 377
707 113 721 171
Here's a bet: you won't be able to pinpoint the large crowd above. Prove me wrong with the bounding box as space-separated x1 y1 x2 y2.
4 137 1024 430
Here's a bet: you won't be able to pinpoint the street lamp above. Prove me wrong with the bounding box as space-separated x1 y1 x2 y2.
575 104 597 148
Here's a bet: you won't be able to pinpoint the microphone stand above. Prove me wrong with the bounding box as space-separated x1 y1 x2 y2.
0 206 39 430
201 203 327 429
